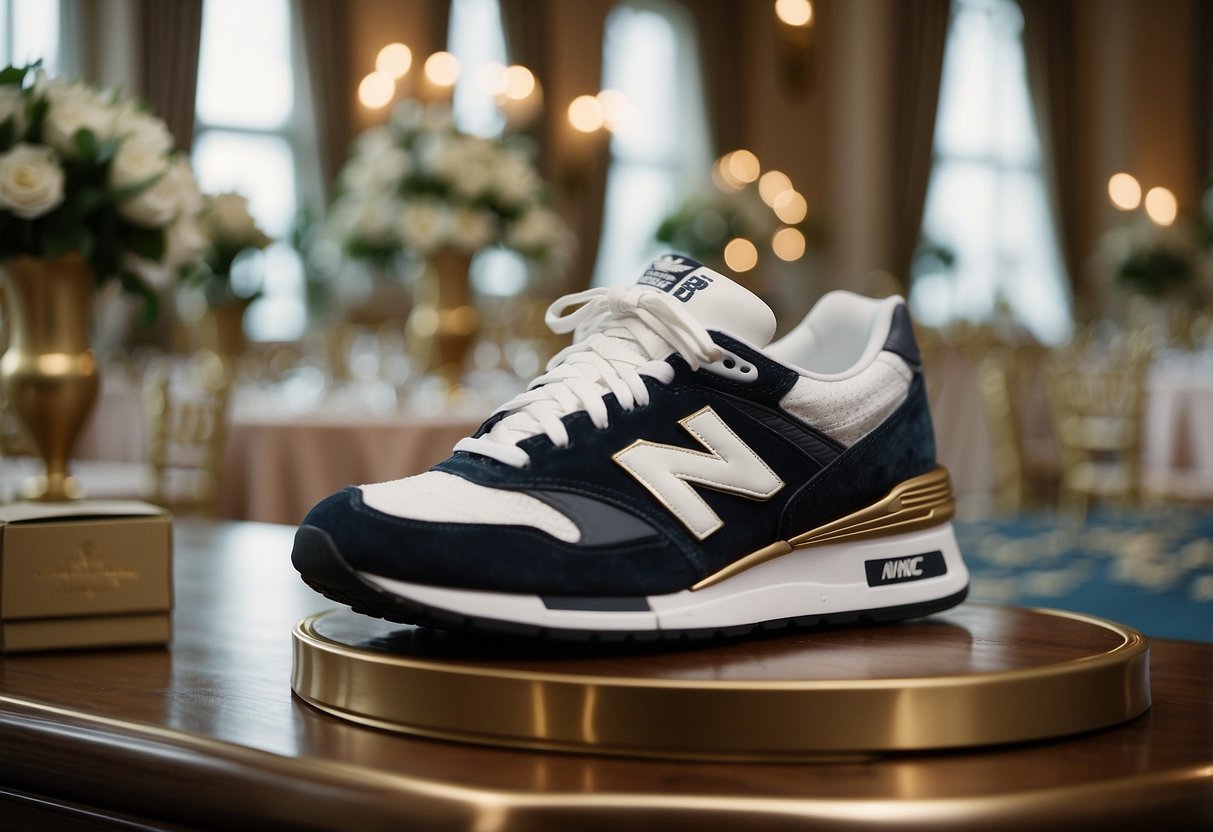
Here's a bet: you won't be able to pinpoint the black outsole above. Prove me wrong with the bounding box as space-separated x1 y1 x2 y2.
291 524 971 643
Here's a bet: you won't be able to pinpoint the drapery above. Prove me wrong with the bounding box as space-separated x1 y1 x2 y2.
682 0 747 157
499 0 553 174
297 0 352 201
888 0 951 289
1018 0 1082 293
1195 0 1213 188
501 1 607 292
137 0 204 153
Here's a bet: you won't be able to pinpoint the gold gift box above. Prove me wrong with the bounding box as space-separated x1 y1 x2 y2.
0 501 172 652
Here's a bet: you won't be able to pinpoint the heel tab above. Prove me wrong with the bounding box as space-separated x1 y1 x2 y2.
882 303 922 368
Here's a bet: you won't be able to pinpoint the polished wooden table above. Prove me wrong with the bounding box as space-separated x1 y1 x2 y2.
1 520 1210 830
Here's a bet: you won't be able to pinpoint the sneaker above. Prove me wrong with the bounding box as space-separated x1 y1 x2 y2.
292 255 969 640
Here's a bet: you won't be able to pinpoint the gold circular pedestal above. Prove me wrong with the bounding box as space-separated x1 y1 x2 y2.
291 603 1150 760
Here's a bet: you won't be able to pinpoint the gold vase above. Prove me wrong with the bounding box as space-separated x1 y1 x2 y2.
406 250 479 386
0 253 100 501
199 296 251 358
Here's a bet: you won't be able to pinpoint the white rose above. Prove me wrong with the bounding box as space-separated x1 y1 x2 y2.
110 136 168 191
113 104 174 155
163 214 209 269
507 207 571 260
354 126 395 158
207 192 257 241
0 85 26 132
111 136 177 226
357 195 403 246
165 157 205 219
323 196 361 242
340 148 406 196
420 103 454 133
0 142 65 219
448 206 496 253
41 82 118 156
492 152 539 207
398 200 451 254
448 151 496 200
390 99 424 132
119 172 179 228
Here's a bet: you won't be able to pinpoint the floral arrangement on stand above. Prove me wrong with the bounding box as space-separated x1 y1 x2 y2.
655 150 813 285
323 99 571 274
0 64 205 320
184 191 273 305
1097 181 1213 349
321 99 572 384
1103 218 1200 300
0 63 204 501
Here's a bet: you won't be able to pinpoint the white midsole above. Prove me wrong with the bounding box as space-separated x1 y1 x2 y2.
358 523 969 632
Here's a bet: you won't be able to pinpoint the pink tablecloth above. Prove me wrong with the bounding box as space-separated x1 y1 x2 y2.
1143 359 1213 500
218 413 481 525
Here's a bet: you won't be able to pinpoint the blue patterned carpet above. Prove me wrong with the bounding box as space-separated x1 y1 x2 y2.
955 506 1213 642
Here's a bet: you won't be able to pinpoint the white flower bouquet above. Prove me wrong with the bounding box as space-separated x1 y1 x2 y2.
323 100 572 274
0 64 205 320
183 191 273 304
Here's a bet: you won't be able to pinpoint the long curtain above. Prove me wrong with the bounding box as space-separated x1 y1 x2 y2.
888 0 951 288
499 0 552 174
297 0 352 201
682 0 746 157
1018 0 1082 294
137 0 204 153
1196 0 1213 188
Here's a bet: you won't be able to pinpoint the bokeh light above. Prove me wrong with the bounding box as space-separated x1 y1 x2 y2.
358 71 395 109
376 43 412 79
567 94 605 132
424 51 461 87
726 149 761 184
758 170 793 207
1107 172 1142 211
504 65 536 100
773 189 808 224
724 237 759 272
775 0 813 27
772 227 806 261
1144 186 1178 226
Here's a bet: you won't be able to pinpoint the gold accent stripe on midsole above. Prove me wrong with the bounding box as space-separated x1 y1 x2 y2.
691 467 955 591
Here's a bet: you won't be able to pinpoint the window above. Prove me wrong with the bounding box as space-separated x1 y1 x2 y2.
448 0 508 139
446 0 532 296
592 1 711 287
0 0 60 73
192 0 319 341
912 0 1071 344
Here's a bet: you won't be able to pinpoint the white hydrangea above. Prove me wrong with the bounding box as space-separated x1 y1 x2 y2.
449 206 496 253
398 199 452 254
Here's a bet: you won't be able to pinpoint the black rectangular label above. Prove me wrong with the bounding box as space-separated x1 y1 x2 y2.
864 550 947 587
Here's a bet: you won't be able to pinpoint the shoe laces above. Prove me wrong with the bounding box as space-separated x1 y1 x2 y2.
454 286 722 467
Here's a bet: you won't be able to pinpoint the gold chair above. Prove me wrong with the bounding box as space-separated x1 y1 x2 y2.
976 340 1059 512
1043 333 1153 515
144 351 234 516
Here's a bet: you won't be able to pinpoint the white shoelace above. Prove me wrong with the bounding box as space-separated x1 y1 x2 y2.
454 286 723 467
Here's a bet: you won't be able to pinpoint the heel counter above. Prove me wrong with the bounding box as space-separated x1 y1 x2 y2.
780 372 939 537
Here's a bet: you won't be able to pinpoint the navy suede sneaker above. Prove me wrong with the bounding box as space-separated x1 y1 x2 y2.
293 255 968 640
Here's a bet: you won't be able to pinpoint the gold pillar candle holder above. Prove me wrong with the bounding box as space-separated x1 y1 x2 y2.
0 254 100 502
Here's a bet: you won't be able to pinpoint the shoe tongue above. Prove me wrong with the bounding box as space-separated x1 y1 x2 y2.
635 254 776 347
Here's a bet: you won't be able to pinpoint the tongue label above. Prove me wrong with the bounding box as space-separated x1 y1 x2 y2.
671 273 713 303
638 254 700 293
638 254 715 304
